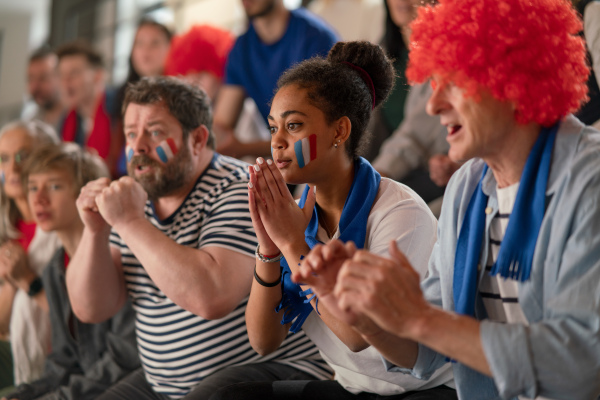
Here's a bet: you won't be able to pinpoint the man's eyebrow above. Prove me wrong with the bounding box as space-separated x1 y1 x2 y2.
124 120 165 130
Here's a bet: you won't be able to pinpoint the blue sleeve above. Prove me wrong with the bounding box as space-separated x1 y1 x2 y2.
480 155 600 399
224 39 245 87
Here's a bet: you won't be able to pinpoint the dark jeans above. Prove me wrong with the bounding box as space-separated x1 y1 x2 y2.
209 381 457 400
96 362 316 400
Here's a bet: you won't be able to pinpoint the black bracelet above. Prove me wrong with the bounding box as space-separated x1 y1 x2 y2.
253 265 281 287
27 276 43 297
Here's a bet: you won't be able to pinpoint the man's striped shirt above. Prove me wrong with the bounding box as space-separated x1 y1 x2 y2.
479 182 527 323
110 154 332 399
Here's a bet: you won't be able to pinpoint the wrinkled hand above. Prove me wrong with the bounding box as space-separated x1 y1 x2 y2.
292 240 355 297
0 241 33 287
334 241 431 338
248 157 314 253
428 154 460 187
77 177 112 234
95 176 147 231
292 240 383 336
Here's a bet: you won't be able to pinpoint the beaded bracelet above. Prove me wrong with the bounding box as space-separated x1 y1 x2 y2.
255 244 283 263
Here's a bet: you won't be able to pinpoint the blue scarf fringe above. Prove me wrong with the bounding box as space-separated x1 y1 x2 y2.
276 157 381 332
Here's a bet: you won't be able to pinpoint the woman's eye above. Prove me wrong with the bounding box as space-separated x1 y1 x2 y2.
50 184 62 191
151 130 160 137
269 126 277 135
287 123 301 131
28 186 38 193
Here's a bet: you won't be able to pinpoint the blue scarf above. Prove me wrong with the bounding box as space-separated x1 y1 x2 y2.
277 157 381 332
453 124 558 317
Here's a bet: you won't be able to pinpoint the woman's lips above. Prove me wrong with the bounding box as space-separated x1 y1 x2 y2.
276 159 291 169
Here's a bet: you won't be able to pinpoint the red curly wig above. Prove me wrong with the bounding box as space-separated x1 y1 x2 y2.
407 0 590 126
164 25 234 80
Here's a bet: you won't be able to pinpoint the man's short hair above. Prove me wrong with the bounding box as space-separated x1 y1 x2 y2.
123 76 215 149
29 45 56 64
56 40 104 69
22 142 109 194
407 0 589 127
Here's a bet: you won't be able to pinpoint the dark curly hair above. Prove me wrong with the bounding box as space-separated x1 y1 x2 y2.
123 76 215 148
275 41 395 159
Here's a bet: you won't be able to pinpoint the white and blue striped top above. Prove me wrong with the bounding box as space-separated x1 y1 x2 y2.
110 154 332 399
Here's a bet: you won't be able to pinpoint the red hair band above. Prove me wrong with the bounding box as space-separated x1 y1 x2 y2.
342 61 376 110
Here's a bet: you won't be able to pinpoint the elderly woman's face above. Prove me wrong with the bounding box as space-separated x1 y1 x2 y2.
0 128 34 200
426 80 516 163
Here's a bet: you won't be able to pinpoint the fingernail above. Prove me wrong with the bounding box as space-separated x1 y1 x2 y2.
248 182 254 188
257 157 264 164
267 159 273 165
254 164 260 172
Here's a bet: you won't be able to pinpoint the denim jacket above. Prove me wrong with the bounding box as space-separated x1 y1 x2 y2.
388 115 600 400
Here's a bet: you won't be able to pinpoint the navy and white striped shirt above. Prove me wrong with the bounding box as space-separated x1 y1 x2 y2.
110 154 331 399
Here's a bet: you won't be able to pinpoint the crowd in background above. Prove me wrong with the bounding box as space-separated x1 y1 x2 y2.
1 0 600 399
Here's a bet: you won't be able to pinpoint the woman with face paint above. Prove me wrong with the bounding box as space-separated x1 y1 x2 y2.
211 41 456 399
0 121 60 392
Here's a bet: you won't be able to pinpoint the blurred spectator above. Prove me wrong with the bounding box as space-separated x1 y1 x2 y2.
1 143 140 400
115 19 172 176
575 0 600 128
213 0 339 159
308 0 384 43
21 47 64 133
368 0 460 209
371 82 458 205
165 24 267 162
56 41 122 177
0 121 60 391
363 0 429 161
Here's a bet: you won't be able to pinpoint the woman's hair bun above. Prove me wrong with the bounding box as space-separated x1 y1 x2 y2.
327 41 395 108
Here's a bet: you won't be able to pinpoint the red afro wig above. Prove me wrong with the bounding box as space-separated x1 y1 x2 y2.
164 25 234 80
407 0 590 126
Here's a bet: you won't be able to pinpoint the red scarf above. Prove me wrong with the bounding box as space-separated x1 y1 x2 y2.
16 219 36 251
62 92 112 159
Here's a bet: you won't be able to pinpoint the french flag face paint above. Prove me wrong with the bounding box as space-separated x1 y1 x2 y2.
294 134 317 168
126 146 134 163
155 138 178 164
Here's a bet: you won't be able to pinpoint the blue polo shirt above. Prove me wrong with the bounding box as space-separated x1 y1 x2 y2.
225 7 339 123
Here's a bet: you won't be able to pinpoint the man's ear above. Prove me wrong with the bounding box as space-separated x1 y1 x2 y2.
189 125 210 155
334 116 352 146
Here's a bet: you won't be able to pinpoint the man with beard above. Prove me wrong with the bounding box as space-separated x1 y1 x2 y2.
65 77 332 399
21 46 64 132
213 0 338 159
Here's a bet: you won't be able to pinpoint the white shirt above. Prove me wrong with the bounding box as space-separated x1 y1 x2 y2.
302 178 454 395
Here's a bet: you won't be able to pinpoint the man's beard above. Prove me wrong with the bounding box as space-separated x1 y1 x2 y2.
127 144 194 201
34 91 59 111
246 0 276 19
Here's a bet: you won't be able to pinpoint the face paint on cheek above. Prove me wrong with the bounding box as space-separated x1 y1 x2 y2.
155 138 179 164
126 146 134 163
294 134 317 169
